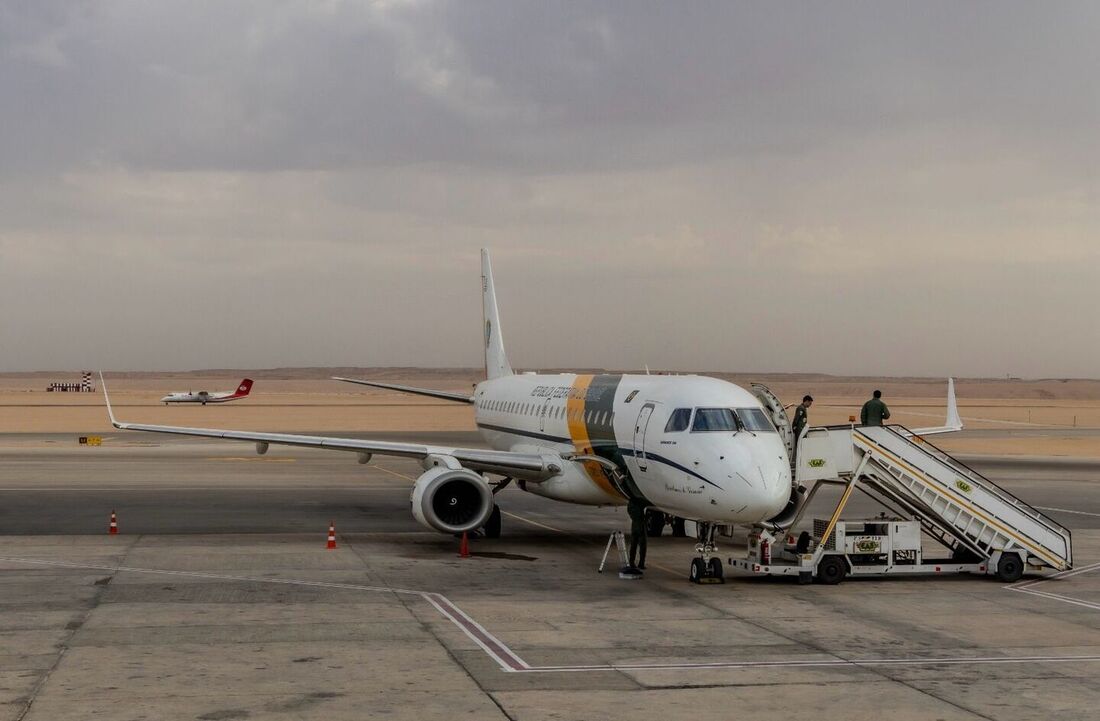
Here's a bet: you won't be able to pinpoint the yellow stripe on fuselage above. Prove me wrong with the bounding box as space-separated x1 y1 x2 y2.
565 374 622 500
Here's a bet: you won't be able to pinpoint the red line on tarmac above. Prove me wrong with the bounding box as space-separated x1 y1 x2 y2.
422 592 528 671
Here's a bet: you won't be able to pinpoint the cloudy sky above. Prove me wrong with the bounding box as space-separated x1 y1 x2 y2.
2 1 1097 376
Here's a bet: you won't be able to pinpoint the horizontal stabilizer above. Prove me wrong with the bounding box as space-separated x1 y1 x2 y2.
332 377 474 404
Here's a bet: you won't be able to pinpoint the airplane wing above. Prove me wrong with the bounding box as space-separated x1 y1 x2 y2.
101 374 558 481
904 378 963 437
332 376 474 404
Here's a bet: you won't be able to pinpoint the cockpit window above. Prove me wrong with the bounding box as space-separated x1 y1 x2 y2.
691 408 738 432
664 408 692 432
736 408 777 432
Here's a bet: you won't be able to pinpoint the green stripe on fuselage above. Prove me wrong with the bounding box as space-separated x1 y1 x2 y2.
584 374 651 504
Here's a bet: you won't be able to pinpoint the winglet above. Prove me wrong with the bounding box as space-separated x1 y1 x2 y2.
99 372 121 428
945 377 962 430
904 377 963 437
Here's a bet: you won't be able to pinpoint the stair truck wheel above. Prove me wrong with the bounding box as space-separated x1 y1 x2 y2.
996 552 1024 582
646 510 666 538
708 557 724 581
689 558 705 584
816 555 847 585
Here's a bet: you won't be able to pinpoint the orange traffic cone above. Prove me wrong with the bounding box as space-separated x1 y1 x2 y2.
108 510 118 535
458 531 470 558
326 522 337 549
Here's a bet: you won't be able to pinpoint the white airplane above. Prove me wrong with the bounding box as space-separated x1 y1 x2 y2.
161 379 253 405
102 250 961 579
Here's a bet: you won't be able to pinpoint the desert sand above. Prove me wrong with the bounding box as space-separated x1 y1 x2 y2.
2 369 1100 456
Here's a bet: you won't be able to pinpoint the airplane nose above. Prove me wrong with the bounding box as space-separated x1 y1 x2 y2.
744 438 793 521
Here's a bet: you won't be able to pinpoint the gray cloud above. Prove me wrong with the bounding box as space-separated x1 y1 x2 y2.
1 1 1098 376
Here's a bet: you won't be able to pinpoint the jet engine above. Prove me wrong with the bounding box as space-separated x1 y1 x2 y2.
410 466 494 534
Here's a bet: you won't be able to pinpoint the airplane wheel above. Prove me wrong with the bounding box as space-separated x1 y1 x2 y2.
646 510 666 537
671 517 687 537
996 552 1024 583
708 557 724 581
816 556 847 585
689 558 705 584
483 505 502 539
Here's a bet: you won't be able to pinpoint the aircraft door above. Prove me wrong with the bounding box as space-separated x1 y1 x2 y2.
751 382 795 459
633 403 655 472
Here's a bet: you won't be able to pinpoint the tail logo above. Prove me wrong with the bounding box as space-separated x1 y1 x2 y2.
239 384 248 392
485 320 492 349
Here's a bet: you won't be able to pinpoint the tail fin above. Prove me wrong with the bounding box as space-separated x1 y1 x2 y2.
481 249 513 379
233 379 253 397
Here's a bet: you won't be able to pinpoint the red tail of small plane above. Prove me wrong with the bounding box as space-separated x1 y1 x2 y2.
231 379 253 398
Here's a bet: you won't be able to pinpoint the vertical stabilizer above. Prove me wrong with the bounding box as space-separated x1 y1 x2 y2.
481 249 513 379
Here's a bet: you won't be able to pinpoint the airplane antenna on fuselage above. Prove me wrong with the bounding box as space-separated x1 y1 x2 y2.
481 248 513 380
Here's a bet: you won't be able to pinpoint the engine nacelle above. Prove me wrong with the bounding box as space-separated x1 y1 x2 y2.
410 466 494 534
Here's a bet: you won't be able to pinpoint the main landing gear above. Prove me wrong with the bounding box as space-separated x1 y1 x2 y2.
478 476 511 539
645 510 688 538
483 504 501 539
689 522 724 584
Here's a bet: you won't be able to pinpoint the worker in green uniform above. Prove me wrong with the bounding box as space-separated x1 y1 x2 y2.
791 395 813 463
791 395 813 439
860 390 891 426
627 497 647 572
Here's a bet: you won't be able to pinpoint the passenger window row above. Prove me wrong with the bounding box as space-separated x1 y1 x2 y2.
477 398 614 426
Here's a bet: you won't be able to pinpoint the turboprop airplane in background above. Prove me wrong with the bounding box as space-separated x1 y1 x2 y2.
161 379 253 405
102 249 961 580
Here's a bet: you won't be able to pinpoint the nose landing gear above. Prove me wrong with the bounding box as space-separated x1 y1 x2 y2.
689 522 725 584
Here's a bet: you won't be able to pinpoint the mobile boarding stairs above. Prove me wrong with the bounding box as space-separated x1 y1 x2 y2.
732 424 1073 584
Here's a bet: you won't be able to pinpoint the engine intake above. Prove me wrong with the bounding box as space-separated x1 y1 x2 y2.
410 466 494 534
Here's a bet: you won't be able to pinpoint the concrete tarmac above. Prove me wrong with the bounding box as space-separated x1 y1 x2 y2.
1 432 1099 720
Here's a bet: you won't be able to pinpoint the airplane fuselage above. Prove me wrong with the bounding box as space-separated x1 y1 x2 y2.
473 372 792 524
162 379 253 405
162 392 238 404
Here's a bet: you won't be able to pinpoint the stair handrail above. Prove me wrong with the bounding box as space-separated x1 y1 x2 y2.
882 425 1058 526
856 425 1071 555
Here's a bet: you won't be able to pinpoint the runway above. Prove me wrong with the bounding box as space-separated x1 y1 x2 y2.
2 433 1099 720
